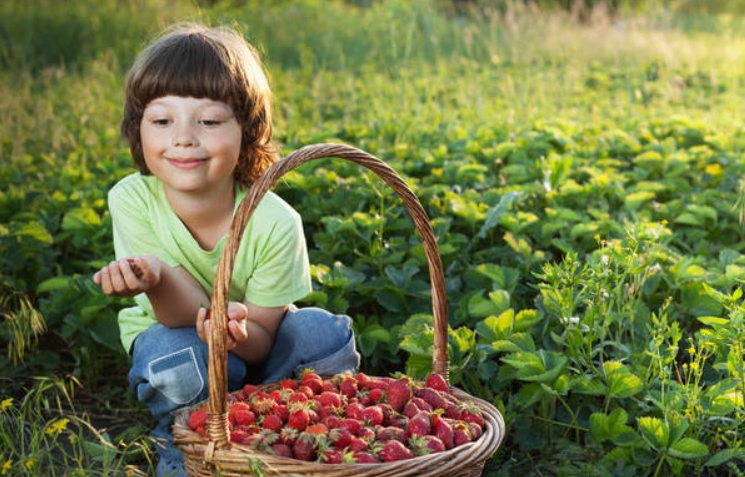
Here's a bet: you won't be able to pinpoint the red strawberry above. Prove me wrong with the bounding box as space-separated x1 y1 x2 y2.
292 432 317 461
352 450 381 463
288 409 311 431
425 373 450 392
306 422 329 438
289 391 309 403
279 378 299 391
377 426 406 442
339 417 363 436
361 405 385 426
411 397 433 412
329 427 353 449
322 380 339 393
279 427 299 446
386 377 412 412
348 436 369 452
379 439 414 462
188 408 207 431
411 435 446 455
452 421 473 446
407 411 432 438
345 402 365 421
459 405 485 428
417 387 448 410
271 442 293 458
339 377 358 398
229 402 255 426
466 421 483 440
230 428 251 444
261 414 284 433
431 414 454 449
242 384 260 400
301 370 324 394
318 391 343 408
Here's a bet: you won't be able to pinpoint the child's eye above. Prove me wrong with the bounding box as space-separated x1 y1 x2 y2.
199 119 223 127
151 118 171 126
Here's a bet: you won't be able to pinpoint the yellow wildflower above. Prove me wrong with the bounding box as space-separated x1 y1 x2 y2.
0 398 12 413
45 418 69 437
24 459 34 470
1 460 11 476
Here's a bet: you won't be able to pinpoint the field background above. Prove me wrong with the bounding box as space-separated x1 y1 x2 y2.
4 0 745 475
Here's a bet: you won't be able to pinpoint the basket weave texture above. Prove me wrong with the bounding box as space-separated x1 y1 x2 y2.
173 143 505 476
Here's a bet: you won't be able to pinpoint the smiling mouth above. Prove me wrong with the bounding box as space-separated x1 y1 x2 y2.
167 158 207 169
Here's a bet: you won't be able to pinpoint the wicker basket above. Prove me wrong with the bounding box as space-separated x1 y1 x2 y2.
173 143 505 476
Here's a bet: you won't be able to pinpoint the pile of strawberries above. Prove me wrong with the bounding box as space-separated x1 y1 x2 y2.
187 370 486 464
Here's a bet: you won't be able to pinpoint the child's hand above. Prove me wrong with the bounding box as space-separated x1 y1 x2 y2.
197 302 249 350
92 255 161 297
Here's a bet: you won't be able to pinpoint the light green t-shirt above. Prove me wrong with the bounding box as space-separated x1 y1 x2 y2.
110 173 312 353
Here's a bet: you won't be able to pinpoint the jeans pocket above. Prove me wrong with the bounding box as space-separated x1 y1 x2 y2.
148 347 204 406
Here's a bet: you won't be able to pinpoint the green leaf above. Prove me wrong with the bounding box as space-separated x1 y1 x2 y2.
668 438 708 459
705 448 745 467
603 361 643 398
638 416 668 450
477 191 522 239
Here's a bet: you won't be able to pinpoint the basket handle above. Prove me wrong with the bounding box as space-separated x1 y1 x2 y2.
205 143 449 446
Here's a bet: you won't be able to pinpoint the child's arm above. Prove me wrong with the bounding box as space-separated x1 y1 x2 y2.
94 254 209 328
196 301 286 364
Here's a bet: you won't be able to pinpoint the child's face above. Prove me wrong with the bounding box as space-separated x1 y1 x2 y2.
140 95 241 196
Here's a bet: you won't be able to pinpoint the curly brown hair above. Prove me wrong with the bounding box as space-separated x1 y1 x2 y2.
120 23 279 186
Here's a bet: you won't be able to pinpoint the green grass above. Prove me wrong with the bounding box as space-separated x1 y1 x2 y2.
5 0 745 475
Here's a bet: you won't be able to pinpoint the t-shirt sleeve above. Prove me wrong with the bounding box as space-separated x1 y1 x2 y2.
108 176 178 267
239 199 312 307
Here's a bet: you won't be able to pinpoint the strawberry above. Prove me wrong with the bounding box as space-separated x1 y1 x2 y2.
230 428 251 444
339 377 358 398
352 450 381 463
345 402 365 421
306 422 329 438
432 414 455 449
379 439 414 462
329 427 353 449
466 421 483 440
261 414 284 433
417 387 448 410
361 404 385 426
411 435 446 455
288 409 311 431
339 417 363 436
425 373 450 392
377 425 406 442
241 384 260 400
288 391 309 403
271 442 293 458
348 436 369 452
407 411 432 438
229 402 255 426
279 378 299 391
452 421 473 446
188 408 207 431
301 370 324 394
386 377 412 412
322 380 339 393
279 427 299 446
292 431 317 461
317 390 343 408
368 387 385 403
411 396 433 412
459 405 485 428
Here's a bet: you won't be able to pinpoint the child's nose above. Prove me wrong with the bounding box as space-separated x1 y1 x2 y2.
172 125 198 147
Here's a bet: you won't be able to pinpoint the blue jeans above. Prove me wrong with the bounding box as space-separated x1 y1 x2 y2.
127 306 360 475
